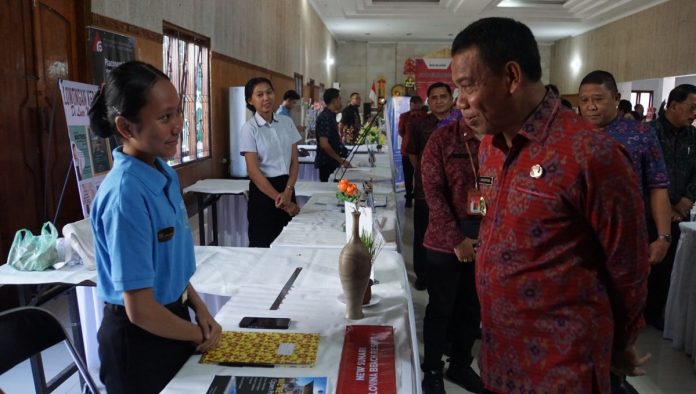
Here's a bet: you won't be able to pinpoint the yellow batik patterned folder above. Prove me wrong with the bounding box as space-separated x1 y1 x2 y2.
200 331 321 367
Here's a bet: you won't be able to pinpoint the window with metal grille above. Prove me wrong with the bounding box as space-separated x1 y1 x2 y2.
162 23 210 165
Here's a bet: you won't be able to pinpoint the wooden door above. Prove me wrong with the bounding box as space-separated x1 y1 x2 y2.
1 0 88 265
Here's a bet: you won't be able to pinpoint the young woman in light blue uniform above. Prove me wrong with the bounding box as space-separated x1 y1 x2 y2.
88 61 221 394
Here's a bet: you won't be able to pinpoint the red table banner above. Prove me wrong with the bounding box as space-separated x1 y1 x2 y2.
336 325 396 394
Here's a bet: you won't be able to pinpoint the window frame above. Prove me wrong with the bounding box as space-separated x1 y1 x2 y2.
162 21 211 166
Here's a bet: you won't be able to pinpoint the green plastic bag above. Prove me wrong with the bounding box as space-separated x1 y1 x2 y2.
8 222 59 271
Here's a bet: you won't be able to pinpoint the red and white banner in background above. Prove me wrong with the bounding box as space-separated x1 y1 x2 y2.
414 58 458 102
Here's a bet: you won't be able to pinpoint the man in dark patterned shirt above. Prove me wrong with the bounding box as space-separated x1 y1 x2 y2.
398 96 425 208
314 88 351 182
647 84 696 329
339 92 362 144
451 18 650 393
579 70 672 394
420 119 484 393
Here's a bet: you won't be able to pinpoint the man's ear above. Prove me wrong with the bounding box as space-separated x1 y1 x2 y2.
504 61 523 95
114 115 134 140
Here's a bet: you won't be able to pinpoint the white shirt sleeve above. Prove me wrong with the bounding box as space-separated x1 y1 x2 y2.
239 120 257 156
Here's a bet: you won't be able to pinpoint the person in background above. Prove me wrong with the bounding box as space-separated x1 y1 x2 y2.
315 88 351 182
398 95 425 208
633 103 646 121
420 118 484 393
240 77 301 247
646 84 696 329
276 89 301 118
339 92 362 144
618 99 634 118
88 61 221 393
452 18 650 392
579 70 671 394
407 82 454 291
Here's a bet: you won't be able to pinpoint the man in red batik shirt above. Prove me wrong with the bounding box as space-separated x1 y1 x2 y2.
420 118 485 393
398 95 425 208
450 18 651 393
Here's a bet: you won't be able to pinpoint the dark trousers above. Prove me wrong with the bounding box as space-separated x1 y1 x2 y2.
402 155 414 201
645 220 682 322
318 165 337 182
413 198 429 280
422 249 480 371
247 175 295 247
98 302 194 394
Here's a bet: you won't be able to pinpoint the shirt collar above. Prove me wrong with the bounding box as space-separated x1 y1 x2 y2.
658 115 683 134
112 147 169 194
254 112 278 127
517 90 561 143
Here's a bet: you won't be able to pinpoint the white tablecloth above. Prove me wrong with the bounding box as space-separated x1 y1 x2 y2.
663 221 696 370
163 248 419 394
0 247 419 390
271 192 399 250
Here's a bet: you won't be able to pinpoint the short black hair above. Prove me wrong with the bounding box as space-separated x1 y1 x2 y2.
667 84 696 107
618 99 632 113
546 84 560 96
427 82 452 97
451 17 542 82
323 88 341 105
410 96 423 104
350 92 360 98
580 70 618 95
283 89 301 101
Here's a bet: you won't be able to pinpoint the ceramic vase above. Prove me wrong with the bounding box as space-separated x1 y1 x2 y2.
339 210 372 319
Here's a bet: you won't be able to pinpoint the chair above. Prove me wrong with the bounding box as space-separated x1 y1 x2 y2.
0 306 99 394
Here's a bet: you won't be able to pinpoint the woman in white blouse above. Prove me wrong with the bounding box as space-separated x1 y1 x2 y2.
240 77 302 247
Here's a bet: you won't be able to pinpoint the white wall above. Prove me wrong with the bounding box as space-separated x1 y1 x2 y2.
91 0 336 85
336 40 552 100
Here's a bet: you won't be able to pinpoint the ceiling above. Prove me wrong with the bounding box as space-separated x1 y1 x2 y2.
308 0 668 43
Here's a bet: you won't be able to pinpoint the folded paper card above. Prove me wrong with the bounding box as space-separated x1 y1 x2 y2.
200 331 321 367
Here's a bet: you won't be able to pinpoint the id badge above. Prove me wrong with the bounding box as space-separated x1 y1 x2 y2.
466 190 483 216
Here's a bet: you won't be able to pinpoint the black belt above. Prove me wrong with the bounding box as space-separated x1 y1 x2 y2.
104 290 188 312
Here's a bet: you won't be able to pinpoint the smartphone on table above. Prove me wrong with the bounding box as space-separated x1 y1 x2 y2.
238 316 291 330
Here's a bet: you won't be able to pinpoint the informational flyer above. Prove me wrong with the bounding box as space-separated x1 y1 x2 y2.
58 79 111 217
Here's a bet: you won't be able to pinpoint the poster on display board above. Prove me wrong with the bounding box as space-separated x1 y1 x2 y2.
88 27 136 84
58 79 112 218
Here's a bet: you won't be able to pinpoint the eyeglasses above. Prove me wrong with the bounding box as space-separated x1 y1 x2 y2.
680 102 696 112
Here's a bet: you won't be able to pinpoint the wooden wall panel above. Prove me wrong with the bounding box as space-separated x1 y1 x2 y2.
550 0 696 94
90 13 302 208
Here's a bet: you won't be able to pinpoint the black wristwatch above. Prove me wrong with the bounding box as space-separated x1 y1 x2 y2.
658 234 672 243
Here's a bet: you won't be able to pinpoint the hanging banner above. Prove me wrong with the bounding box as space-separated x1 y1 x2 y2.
58 79 112 217
88 27 136 85
414 58 457 102
385 96 410 192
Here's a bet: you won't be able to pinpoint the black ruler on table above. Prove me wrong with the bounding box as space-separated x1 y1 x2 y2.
269 267 303 310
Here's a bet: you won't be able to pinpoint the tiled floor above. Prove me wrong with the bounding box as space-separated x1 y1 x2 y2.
2 192 696 393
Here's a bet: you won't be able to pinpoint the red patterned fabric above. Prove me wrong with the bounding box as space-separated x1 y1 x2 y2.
476 94 649 393
421 119 480 253
397 110 425 155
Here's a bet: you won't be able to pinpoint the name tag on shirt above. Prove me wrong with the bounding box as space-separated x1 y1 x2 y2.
158 227 175 242
479 176 494 186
